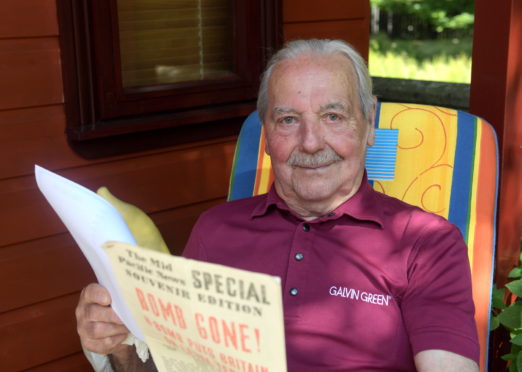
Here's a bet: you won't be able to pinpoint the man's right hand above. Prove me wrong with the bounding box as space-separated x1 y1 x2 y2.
76 283 130 355
76 283 157 371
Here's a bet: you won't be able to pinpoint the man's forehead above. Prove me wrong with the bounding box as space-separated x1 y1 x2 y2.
265 53 361 120
267 53 358 94
320 102 348 111
271 102 349 115
273 52 356 77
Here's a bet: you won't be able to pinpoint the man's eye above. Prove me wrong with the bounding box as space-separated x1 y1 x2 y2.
281 116 295 124
326 113 341 122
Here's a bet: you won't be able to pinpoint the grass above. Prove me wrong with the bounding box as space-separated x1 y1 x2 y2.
368 33 472 83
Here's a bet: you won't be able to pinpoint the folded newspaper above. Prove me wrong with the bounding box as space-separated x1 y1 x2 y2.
35 165 287 372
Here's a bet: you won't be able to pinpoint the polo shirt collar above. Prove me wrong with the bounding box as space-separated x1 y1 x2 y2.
251 171 384 228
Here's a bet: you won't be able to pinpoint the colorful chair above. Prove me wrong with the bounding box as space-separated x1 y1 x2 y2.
228 102 498 372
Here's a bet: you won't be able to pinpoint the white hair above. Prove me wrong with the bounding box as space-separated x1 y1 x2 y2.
257 39 375 122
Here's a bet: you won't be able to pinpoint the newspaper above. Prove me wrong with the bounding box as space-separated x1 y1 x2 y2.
34 165 287 372
104 241 286 372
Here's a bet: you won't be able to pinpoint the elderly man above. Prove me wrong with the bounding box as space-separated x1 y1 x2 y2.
76 39 479 371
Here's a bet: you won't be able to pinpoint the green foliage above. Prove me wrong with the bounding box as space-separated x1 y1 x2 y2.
370 33 473 61
510 267 522 279
373 0 473 14
371 0 474 33
433 12 474 32
512 334 522 347
498 302 522 330
494 286 508 311
508 281 522 298
369 34 472 83
491 241 522 371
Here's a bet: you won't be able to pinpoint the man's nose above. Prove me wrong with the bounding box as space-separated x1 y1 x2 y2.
299 118 325 153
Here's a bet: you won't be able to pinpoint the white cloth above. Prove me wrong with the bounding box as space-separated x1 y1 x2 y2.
83 334 149 371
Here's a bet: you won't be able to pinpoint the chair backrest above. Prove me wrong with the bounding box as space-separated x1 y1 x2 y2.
228 102 498 371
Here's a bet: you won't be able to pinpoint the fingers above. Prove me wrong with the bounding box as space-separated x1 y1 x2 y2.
81 332 129 355
81 283 112 307
78 283 123 324
80 312 129 338
76 283 130 355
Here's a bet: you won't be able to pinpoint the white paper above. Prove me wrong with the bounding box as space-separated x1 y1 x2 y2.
34 165 145 340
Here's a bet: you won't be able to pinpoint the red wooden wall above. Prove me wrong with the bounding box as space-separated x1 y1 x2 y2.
0 1 370 370
470 0 522 284
282 0 370 58
470 1 522 368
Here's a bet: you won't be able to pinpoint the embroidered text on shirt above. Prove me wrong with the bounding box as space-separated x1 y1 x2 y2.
329 286 393 306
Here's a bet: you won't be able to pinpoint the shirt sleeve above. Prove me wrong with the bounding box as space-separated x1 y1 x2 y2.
181 213 208 261
401 218 480 364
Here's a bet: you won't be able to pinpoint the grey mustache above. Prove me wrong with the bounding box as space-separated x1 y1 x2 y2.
287 147 343 167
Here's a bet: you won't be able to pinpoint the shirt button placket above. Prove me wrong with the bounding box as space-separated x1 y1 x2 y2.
296 224 308 266
284 221 313 316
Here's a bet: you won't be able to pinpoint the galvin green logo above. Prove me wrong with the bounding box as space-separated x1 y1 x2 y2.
329 286 393 306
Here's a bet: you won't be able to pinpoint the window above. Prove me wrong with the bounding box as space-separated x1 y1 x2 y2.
368 0 473 110
57 0 281 140
118 0 234 88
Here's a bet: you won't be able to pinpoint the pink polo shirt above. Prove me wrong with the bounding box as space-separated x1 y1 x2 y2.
182 177 479 371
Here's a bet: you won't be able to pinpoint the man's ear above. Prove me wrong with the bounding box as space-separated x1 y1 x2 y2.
264 133 271 155
263 124 272 155
366 101 377 147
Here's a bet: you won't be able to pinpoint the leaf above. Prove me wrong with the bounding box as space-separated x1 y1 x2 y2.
491 315 500 331
493 285 507 309
511 268 522 279
502 353 516 361
513 333 522 346
511 362 519 372
516 353 522 371
507 280 522 297
499 302 522 330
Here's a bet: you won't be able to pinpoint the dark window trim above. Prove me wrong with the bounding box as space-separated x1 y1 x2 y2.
372 77 470 111
57 0 282 141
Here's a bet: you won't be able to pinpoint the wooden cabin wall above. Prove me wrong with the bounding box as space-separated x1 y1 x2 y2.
470 0 522 285
0 0 369 370
282 0 370 59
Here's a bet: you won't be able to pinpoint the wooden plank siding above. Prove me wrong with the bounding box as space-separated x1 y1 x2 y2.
283 0 370 59
0 142 236 248
284 21 369 59
0 0 59 38
0 294 85 371
0 0 370 370
25 351 92 372
23 353 93 372
0 38 63 111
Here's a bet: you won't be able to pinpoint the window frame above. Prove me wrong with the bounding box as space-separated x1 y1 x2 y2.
57 0 282 140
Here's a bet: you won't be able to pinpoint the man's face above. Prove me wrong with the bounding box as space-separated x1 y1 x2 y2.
263 53 375 217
